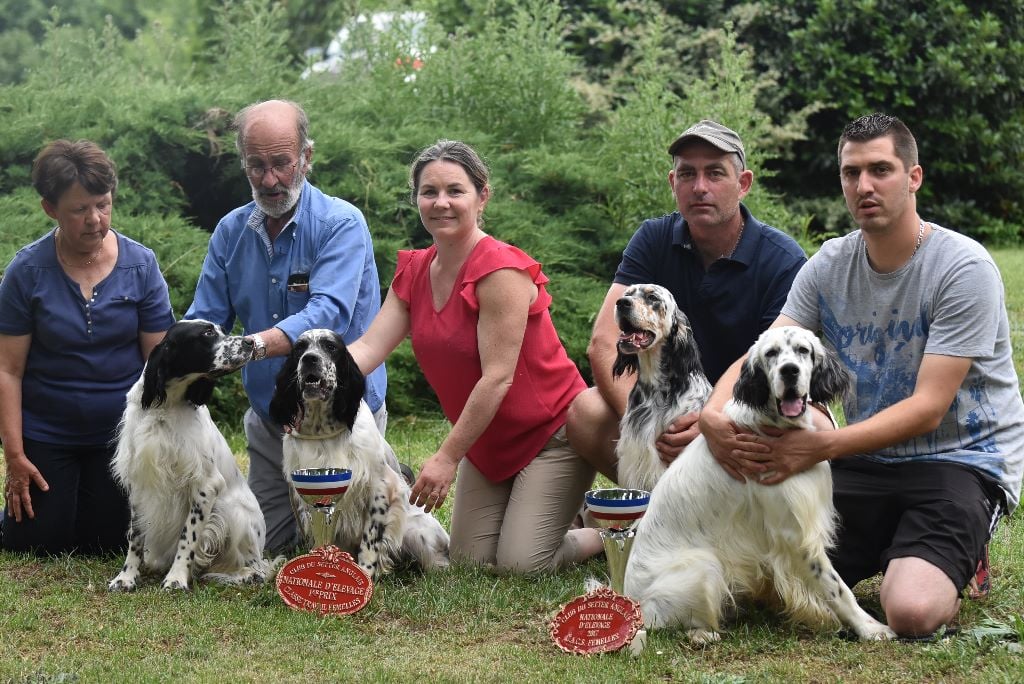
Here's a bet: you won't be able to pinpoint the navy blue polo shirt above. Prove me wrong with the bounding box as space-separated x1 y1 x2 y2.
614 205 806 383
0 230 174 444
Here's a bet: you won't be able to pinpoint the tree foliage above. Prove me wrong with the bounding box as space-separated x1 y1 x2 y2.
427 0 1024 239
737 0 1024 240
2 0 1020 421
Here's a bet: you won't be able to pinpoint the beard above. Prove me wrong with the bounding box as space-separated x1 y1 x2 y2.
252 170 305 218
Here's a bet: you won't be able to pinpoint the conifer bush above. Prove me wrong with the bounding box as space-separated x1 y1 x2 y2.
0 0 818 421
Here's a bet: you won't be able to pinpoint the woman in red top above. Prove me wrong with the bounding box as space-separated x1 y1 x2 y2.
350 140 602 572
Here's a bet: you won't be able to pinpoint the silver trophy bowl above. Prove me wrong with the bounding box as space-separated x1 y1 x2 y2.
584 488 651 594
290 467 352 550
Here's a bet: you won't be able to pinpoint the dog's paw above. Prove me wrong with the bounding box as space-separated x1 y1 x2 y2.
628 629 648 656
107 574 138 592
160 576 190 591
856 621 897 641
268 555 287 576
358 563 380 581
686 628 721 646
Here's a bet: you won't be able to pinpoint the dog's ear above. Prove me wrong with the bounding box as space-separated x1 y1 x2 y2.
810 342 851 404
612 349 638 379
269 348 302 428
733 355 771 410
332 347 366 431
140 338 170 409
185 377 215 407
665 312 706 381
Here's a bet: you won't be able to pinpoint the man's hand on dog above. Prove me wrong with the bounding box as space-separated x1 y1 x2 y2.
655 411 703 466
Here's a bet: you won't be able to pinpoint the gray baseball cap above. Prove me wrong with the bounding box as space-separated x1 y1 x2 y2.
668 120 746 169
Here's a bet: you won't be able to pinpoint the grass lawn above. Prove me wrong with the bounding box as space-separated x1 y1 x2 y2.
2 250 1024 683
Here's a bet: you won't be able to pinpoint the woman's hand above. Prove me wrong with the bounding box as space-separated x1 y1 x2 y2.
409 451 460 513
4 452 49 522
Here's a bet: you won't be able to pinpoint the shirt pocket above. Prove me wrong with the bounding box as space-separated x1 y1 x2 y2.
286 289 310 314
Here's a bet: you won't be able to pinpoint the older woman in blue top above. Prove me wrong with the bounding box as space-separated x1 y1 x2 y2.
0 139 174 555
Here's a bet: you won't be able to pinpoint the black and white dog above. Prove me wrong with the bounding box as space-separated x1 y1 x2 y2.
109 320 275 591
269 329 449 580
624 326 896 643
613 284 711 491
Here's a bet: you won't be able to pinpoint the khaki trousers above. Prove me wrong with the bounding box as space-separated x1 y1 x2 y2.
449 425 596 573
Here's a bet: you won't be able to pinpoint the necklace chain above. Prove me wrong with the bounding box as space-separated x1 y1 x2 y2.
722 223 745 259
862 217 929 270
56 228 103 268
913 218 927 258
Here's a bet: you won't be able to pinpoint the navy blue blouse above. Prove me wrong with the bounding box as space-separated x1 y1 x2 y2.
0 229 174 444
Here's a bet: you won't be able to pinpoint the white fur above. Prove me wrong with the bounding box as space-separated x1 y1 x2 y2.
614 284 711 490
109 321 275 591
624 326 896 643
274 329 450 580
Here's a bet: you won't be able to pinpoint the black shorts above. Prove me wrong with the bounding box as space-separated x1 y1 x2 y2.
828 458 1004 591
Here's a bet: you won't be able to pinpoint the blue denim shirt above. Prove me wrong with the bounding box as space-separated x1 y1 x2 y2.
187 180 386 420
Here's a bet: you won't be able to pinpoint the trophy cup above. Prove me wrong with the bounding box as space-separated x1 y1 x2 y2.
276 468 373 615
291 467 350 549
583 488 651 594
550 488 650 655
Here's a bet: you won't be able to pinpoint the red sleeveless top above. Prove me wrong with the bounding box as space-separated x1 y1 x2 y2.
391 236 585 482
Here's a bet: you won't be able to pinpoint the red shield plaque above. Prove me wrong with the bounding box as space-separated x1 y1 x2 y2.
549 587 644 655
276 546 373 615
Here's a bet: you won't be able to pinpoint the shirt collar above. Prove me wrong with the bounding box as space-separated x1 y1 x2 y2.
245 181 307 257
673 204 758 265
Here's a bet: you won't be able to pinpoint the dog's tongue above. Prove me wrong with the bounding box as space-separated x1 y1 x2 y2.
618 331 654 348
619 331 639 344
780 397 806 418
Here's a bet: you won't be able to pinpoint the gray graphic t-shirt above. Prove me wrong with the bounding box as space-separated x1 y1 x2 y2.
783 224 1024 511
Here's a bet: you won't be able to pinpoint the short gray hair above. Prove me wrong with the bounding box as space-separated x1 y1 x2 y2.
233 99 314 164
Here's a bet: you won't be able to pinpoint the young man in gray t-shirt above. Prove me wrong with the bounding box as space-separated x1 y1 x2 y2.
700 113 1024 639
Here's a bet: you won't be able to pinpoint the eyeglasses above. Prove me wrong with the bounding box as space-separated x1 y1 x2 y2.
244 160 300 181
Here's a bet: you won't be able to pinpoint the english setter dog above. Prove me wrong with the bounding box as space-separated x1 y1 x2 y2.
613 283 711 491
269 329 450 580
109 320 276 591
624 326 896 643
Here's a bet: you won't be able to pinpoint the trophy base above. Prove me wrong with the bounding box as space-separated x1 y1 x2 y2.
276 545 373 615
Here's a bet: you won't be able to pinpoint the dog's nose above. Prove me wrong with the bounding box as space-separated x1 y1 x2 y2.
616 298 633 311
300 353 322 367
779 363 799 379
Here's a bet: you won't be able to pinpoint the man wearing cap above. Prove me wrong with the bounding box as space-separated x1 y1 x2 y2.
567 120 807 482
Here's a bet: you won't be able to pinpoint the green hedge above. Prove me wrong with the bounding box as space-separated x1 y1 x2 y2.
0 0 818 425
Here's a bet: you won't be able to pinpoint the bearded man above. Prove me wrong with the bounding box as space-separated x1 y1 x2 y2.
187 99 392 554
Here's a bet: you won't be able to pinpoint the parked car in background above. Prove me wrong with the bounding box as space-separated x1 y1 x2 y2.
302 11 433 82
